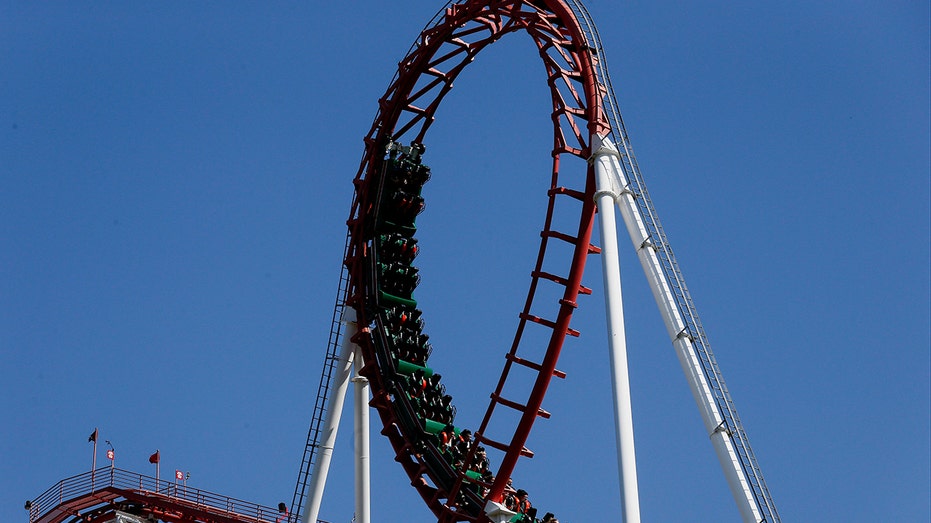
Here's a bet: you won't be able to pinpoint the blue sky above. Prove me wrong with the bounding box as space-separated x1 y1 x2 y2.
2 1 929 522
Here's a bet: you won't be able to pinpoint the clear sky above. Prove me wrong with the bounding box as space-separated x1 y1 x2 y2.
2 1 929 522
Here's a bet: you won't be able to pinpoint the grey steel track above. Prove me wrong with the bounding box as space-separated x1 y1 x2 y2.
565 1 781 520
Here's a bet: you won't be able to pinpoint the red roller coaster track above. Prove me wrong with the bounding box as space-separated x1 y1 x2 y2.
29 2 780 523
332 1 780 522
344 1 612 521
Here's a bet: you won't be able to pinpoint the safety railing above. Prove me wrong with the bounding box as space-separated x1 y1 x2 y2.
29 467 282 523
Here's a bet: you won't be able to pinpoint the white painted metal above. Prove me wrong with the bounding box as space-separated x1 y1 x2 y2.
592 141 642 523
352 349 371 523
592 134 763 523
101 512 147 523
302 311 359 523
483 500 518 523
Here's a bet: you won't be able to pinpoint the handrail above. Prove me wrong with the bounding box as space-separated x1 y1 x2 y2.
29 467 282 523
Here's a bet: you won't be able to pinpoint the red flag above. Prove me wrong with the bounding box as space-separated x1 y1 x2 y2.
88 428 98 443
149 450 160 464
106 449 114 460
175 470 183 481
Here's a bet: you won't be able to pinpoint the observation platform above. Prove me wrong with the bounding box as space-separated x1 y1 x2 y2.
27 468 299 523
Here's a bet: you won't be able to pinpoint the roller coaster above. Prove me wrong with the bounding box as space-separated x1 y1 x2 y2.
27 2 780 523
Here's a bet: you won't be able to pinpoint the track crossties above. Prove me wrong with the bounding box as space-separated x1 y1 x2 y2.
344 2 608 521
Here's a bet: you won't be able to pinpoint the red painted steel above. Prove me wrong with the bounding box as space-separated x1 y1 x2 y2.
345 1 609 520
28 468 283 523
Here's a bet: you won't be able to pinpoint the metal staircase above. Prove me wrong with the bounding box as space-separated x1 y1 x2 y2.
288 233 353 523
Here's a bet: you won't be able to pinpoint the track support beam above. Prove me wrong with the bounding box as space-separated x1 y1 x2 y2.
302 311 360 523
352 348 371 523
592 133 763 523
592 138 642 523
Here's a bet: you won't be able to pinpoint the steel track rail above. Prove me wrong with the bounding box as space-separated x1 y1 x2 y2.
342 3 607 521
564 1 781 520
300 1 779 521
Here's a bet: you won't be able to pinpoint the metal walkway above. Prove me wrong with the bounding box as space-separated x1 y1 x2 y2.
28 467 285 523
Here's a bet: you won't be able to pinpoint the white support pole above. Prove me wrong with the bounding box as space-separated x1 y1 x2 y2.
592 138 642 523
593 134 763 523
352 348 371 523
302 310 359 523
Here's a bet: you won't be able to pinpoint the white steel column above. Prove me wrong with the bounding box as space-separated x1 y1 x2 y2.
302 310 359 523
593 134 762 523
592 138 642 523
352 348 371 523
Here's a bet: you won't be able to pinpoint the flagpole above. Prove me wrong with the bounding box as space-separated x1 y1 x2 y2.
106 440 115 484
89 428 98 491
